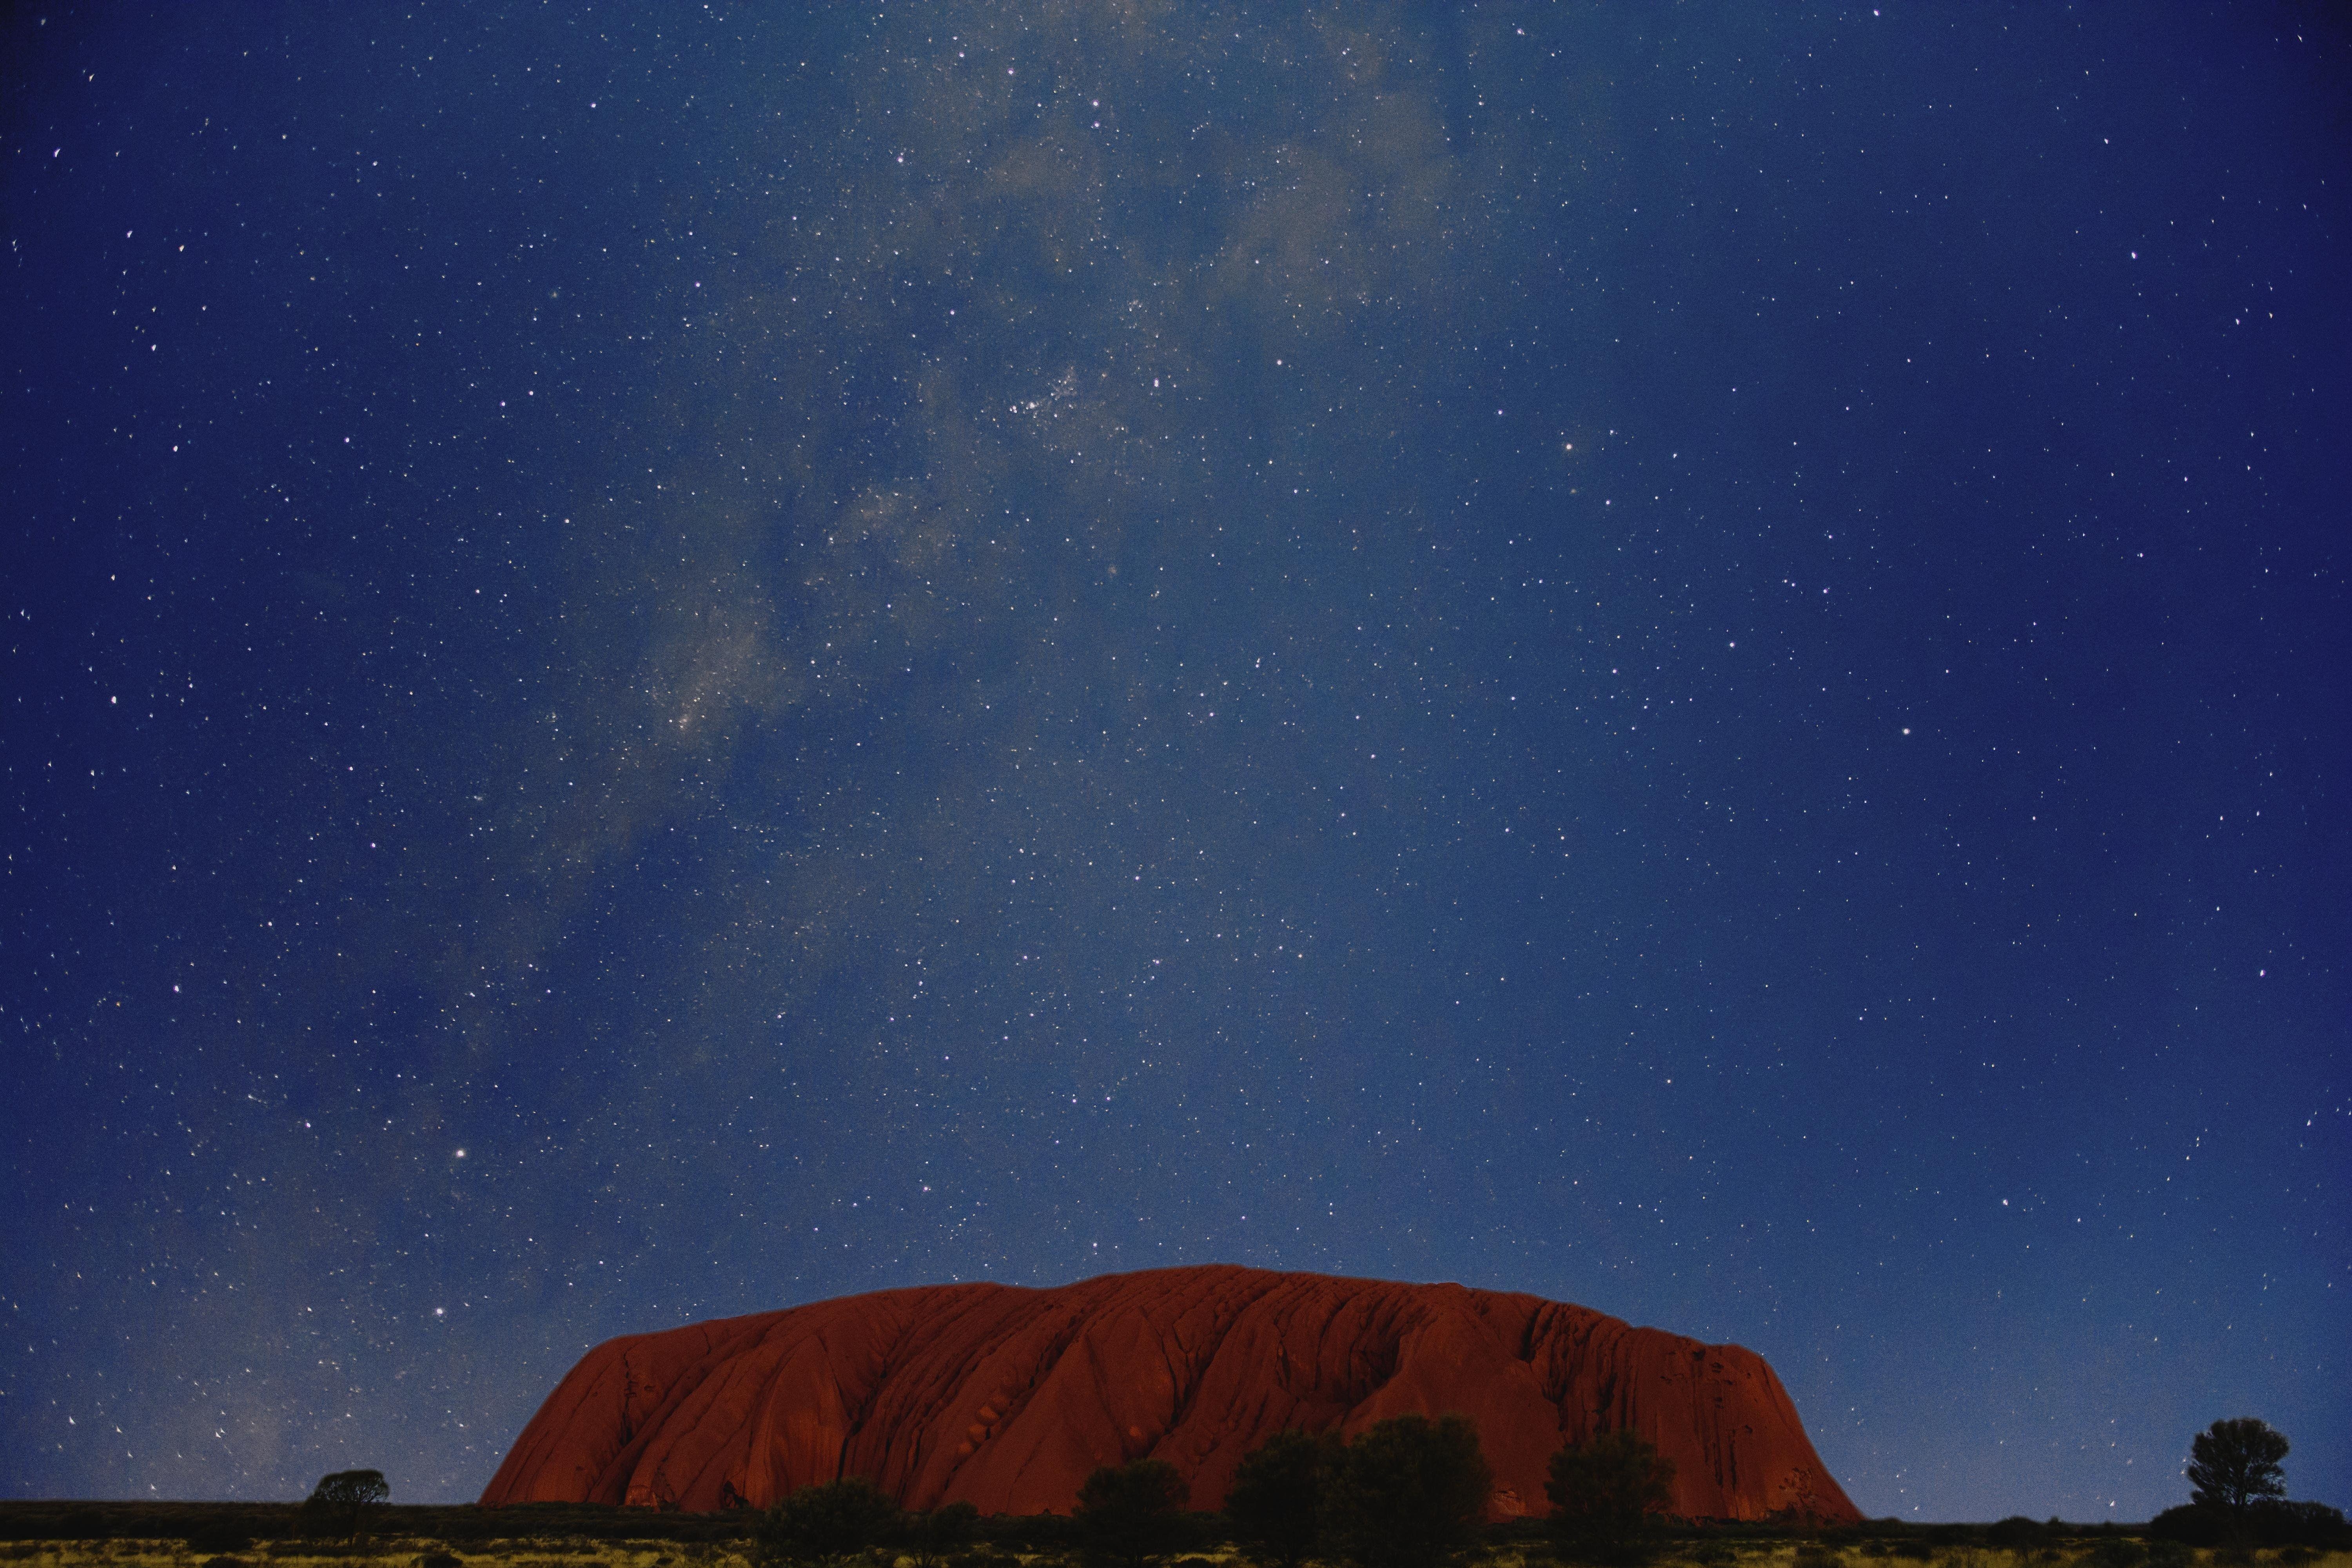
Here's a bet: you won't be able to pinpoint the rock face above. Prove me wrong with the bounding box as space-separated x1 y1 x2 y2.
481 1265 1857 1523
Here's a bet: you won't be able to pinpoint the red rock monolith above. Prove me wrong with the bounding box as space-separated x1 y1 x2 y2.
480 1265 1857 1523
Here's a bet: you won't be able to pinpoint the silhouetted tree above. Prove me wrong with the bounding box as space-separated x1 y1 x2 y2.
302 1469 388 1543
755 1478 906 1568
1074 1459 1191 1568
1985 1518 2049 1550
1225 1428 1345 1568
909 1500 981 1564
1546 1431 1676 1565
2187 1419 2289 1516
1321 1415 1494 1568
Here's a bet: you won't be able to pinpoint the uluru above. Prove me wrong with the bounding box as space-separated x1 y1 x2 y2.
482 1265 1858 1524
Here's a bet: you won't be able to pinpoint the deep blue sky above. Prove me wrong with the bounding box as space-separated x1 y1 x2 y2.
5 1 2346 1523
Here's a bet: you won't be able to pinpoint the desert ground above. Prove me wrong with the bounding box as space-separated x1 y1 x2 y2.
3 1537 2347 1568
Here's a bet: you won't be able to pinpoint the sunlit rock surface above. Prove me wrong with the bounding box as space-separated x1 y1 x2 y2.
480 1265 1858 1523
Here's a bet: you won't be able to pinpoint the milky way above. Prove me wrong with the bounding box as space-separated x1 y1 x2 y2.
5 4 2346 1520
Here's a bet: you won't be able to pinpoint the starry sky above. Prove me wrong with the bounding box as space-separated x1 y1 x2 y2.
4 0 2347 1524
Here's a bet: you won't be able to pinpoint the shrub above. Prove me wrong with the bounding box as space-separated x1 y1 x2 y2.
1225 1429 1344 1568
2254 1501 2352 1548
1545 1429 1677 1563
2148 1508 2224 1548
303 1472 391 1544
2086 1540 2146 1568
1074 1459 1191 1568
1321 1415 1494 1568
1985 1521 2046 1551
2152 1499 2349 1551
907 1502 981 1568
753 1478 905 1568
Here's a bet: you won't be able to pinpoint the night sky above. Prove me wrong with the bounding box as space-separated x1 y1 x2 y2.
5 1 2347 1524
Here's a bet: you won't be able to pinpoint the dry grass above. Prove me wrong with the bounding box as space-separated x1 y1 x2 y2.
0 1545 750 1568
3 1546 2348 1568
